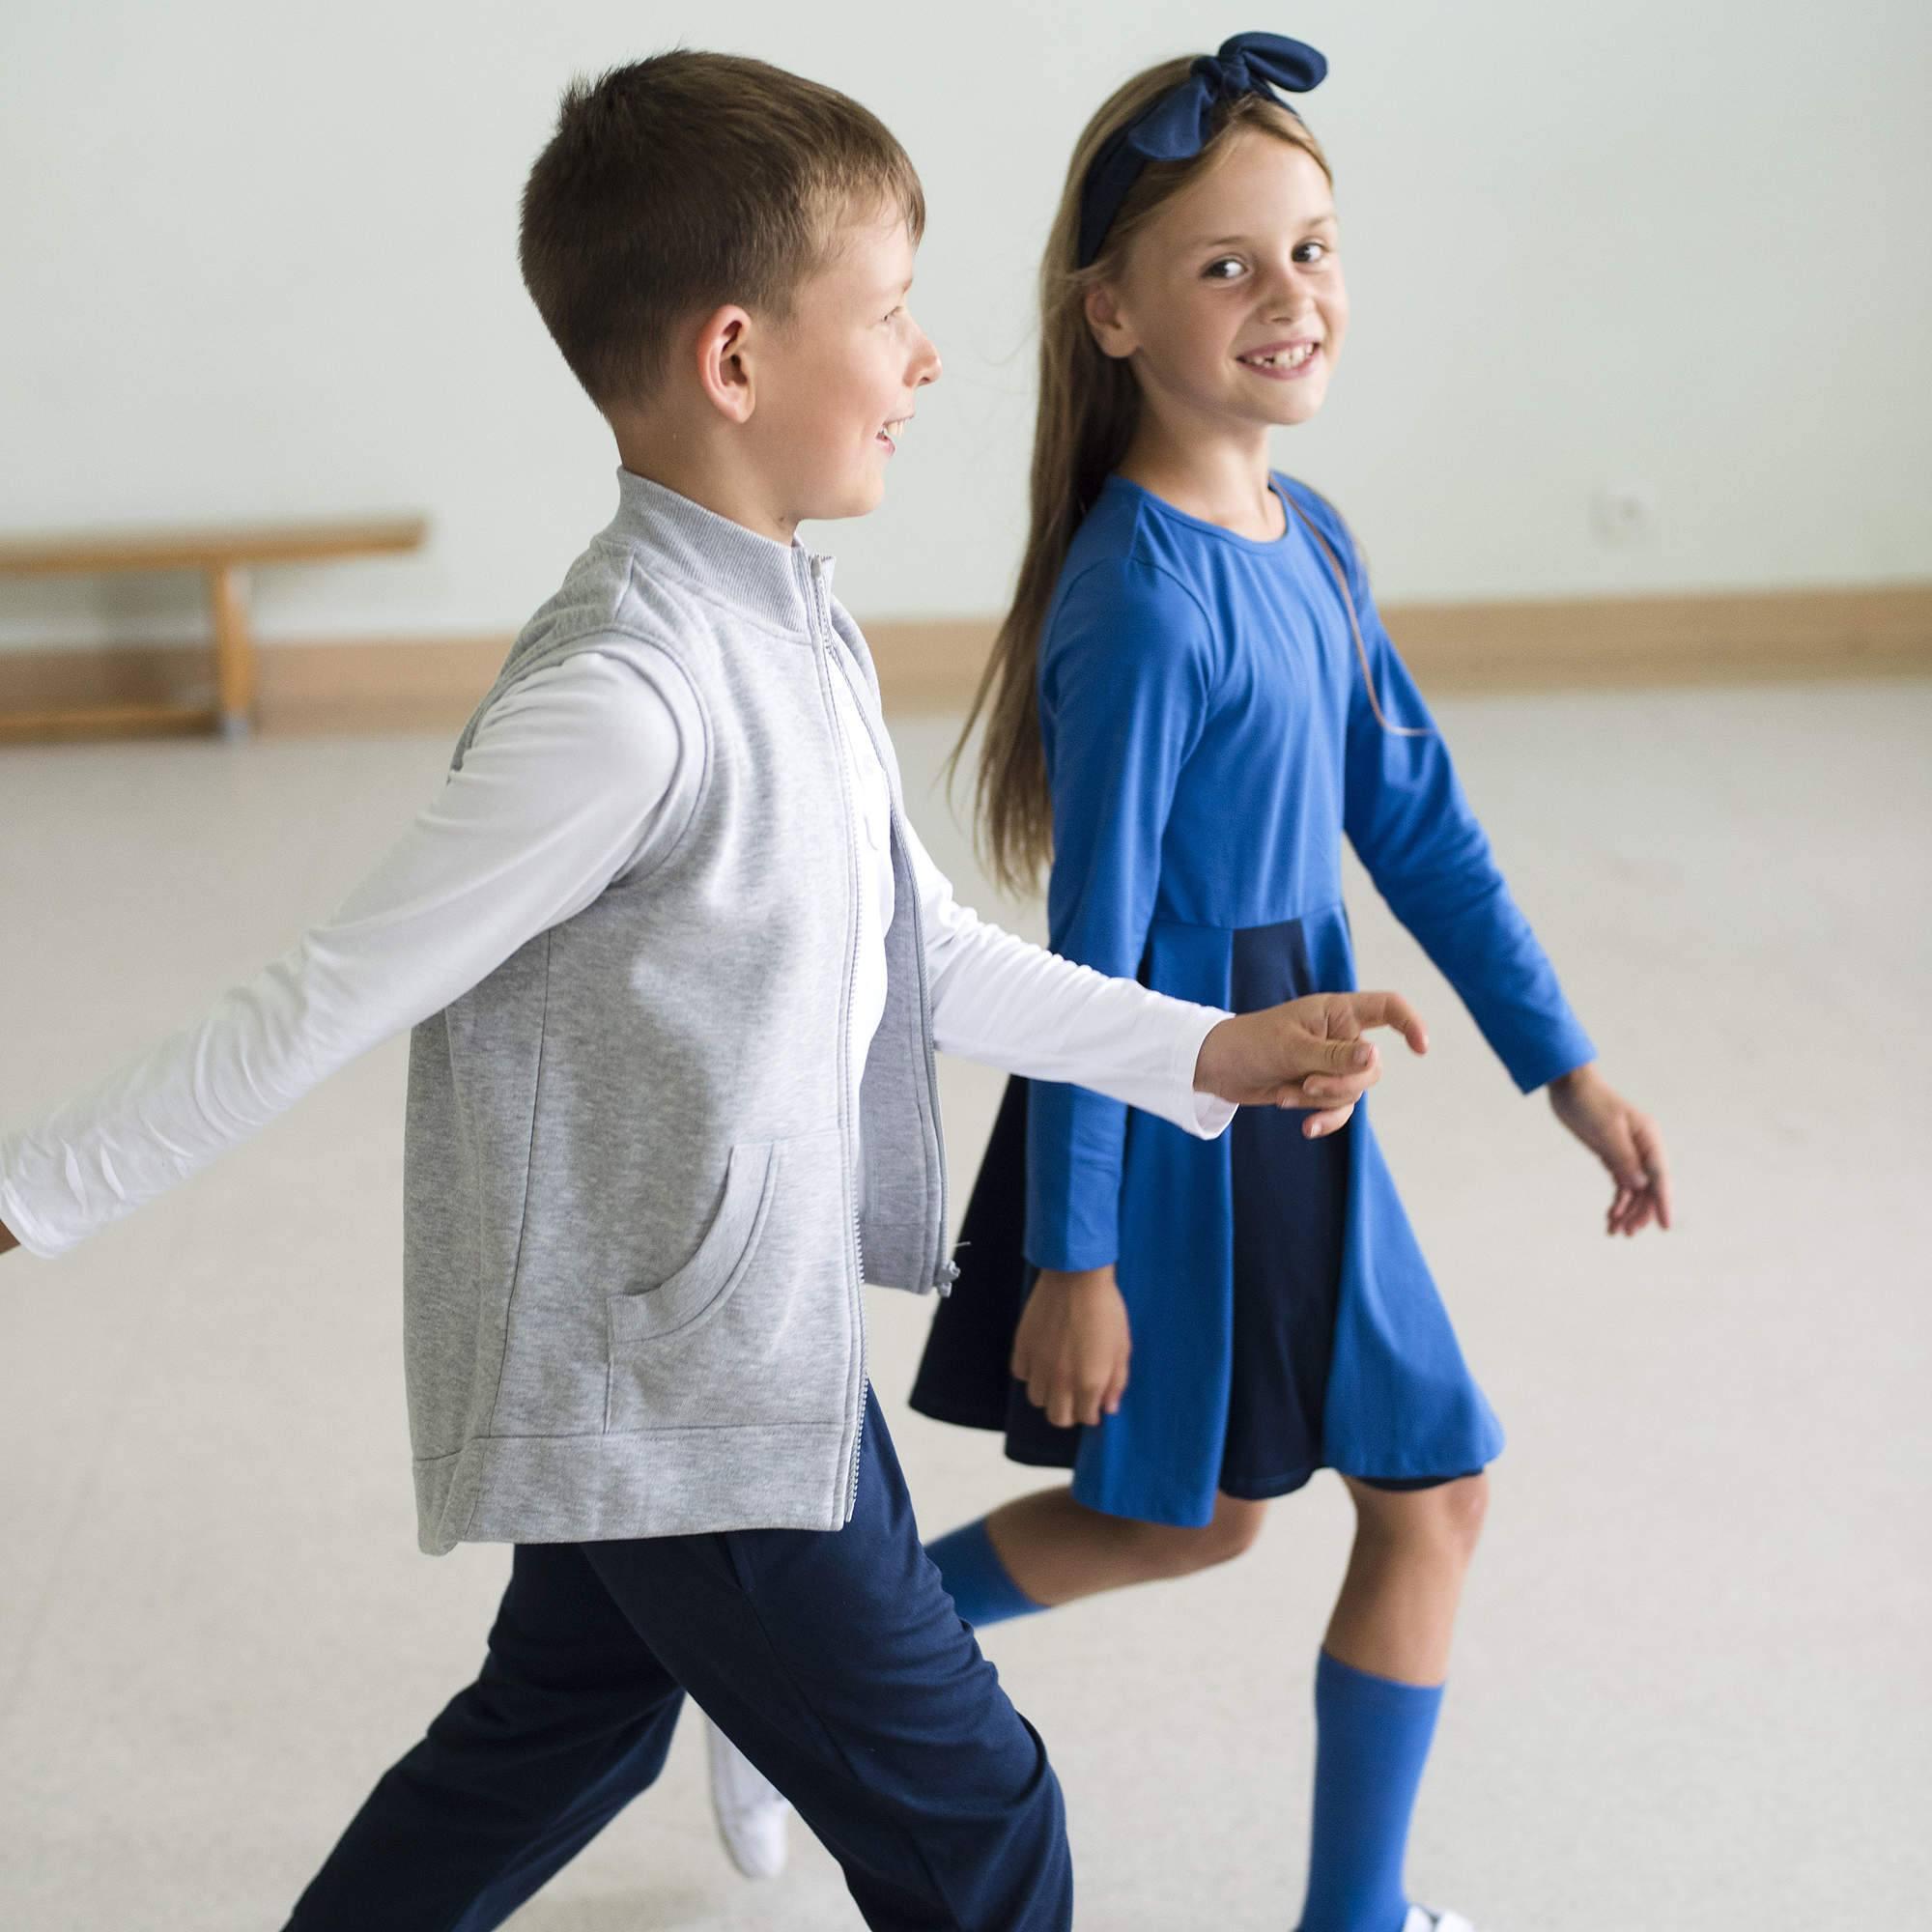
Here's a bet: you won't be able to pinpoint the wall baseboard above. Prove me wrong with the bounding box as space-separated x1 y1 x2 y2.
1 582 1926 739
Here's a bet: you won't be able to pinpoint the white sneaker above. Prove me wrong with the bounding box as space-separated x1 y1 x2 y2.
1403 1909 1477 1932
704 1717 791 1879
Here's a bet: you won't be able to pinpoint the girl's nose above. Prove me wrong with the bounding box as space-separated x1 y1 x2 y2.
1264 275 1314 327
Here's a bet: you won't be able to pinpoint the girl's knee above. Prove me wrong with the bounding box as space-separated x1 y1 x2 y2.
1125 1495 1264 1580
1437 1470 1490 1558
1351 1469 1490 1565
1201 1493 1267 1567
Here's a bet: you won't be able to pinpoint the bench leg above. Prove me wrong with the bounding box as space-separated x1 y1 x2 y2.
207 561 255 739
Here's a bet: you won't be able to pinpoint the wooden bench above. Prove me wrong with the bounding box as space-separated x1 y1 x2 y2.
0 516 428 743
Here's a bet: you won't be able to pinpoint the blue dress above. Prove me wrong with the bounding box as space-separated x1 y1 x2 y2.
910 471 1594 1528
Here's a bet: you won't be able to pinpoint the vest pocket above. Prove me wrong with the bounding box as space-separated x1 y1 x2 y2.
602 1124 853 1438
607 1138 780 1349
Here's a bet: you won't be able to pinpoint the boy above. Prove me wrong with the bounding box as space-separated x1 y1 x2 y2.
0 51 1426 1931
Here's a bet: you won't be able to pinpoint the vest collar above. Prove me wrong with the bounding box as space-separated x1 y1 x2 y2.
609 468 838 639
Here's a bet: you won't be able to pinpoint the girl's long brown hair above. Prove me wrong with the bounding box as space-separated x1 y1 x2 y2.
948 64 1332 899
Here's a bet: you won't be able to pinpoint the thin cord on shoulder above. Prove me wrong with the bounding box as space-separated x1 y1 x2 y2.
1283 491 1431 738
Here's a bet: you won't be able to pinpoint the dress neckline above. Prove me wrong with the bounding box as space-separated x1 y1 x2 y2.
1104 470 1296 553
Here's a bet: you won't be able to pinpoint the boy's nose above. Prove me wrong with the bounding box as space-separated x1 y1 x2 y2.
914 331 942 386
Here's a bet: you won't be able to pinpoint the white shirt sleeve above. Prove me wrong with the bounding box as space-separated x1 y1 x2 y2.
0 652 699 1259
899 812 1238 1140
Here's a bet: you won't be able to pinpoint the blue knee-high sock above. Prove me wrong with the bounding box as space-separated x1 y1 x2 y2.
1296 1648 1445 1932
925 1517 1044 1629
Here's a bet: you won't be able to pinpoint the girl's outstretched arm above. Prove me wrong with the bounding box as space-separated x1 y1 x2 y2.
1307 484 1670 1235
1331 583 1595 1090
1548 1063 1673 1236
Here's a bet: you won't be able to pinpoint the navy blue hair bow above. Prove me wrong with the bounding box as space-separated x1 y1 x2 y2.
1076 31 1328 268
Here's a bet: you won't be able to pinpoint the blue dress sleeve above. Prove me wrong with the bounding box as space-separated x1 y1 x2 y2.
1294 484 1596 1094
1025 556 1217 1272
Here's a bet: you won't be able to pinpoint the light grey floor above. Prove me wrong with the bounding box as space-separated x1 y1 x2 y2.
1 682 1927 1931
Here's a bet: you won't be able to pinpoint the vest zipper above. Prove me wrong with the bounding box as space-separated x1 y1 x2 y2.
818 612 960 1300
808 554 869 1523
903 872 956 1295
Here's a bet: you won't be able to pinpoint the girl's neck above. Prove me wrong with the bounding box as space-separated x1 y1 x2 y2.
1117 417 1284 541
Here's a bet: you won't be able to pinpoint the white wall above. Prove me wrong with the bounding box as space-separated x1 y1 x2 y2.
2 0 1927 650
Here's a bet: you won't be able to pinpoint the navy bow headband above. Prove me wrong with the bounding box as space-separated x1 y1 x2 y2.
1076 31 1328 269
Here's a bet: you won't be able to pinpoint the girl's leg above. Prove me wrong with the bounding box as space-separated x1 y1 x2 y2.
1296 1472 1490 1932
1325 1472 1488 1683
927 1485 1267 1625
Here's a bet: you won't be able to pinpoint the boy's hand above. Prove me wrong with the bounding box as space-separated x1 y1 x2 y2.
1548 1064 1672 1236
0 1218 17 1258
1012 1265 1130 1428
1194 990 1429 1137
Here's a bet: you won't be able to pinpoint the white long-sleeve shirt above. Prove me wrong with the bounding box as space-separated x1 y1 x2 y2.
0 639 1236 1260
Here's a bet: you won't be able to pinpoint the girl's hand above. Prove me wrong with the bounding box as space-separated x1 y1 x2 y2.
1195 990 1429 1137
1011 1265 1131 1428
1548 1064 1672 1236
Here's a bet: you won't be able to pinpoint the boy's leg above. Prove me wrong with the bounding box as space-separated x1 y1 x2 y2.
590 1388 1072 1932
285 1541 685 1932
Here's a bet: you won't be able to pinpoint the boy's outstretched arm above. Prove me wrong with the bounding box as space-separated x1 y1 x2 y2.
1193 988 1429 1111
902 812 1427 1141
0 656 690 1260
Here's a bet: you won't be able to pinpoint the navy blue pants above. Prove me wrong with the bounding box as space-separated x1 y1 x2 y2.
285 1391 1070 1932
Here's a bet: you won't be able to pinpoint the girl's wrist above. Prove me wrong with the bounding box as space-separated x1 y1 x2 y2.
1036 1264 1117 1290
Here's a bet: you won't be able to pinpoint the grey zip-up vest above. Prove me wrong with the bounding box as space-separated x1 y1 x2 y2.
403 470 958 1555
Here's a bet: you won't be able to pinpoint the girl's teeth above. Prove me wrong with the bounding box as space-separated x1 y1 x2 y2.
1243 346 1315 368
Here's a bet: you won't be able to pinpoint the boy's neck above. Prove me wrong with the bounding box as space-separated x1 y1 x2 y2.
611 420 802 549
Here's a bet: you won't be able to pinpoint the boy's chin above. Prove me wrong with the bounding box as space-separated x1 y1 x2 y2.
803 470 890 524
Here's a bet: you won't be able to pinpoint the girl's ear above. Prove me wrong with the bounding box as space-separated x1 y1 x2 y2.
1082 281 1138 361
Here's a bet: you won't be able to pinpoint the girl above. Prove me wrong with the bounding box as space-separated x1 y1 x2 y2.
909 33 1672 1932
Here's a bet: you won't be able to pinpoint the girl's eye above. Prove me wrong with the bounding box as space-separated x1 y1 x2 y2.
1203 241 1332 279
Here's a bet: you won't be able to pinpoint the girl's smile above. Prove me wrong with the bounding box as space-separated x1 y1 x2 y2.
1235 337 1324 380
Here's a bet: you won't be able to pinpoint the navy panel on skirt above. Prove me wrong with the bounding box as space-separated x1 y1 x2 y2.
911 916 1472 1507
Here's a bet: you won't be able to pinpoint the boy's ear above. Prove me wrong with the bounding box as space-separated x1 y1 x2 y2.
1083 282 1138 361
693 303 758 423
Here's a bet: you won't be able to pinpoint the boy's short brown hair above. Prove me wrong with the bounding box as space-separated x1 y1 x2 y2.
519 50 925 412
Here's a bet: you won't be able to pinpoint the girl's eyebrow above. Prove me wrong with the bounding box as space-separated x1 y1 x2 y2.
1186 213 1338 247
